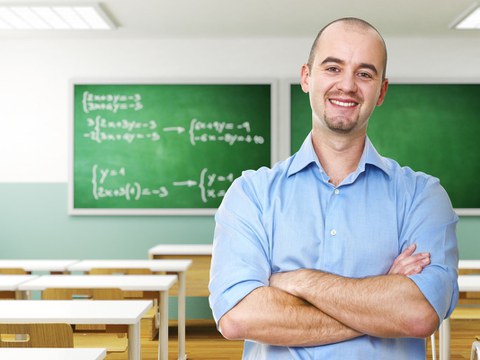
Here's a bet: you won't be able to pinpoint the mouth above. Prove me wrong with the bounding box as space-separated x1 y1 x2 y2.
329 99 359 108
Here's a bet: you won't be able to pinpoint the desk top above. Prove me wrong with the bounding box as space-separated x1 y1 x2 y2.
458 275 480 292
148 244 213 255
0 348 106 360
459 260 480 269
0 275 38 290
0 260 79 272
0 300 152 324
18 274 177 291
68 259 192 272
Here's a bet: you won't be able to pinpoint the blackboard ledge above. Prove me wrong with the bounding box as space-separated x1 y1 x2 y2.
455 208 480 217
69 208 216 216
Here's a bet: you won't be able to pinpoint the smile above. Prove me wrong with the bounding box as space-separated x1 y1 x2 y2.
330 99 358 107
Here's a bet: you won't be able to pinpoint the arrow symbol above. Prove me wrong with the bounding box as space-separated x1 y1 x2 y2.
163 127 185 134
173 180 197 187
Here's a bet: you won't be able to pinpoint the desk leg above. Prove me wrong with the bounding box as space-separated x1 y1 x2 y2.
439 318 450 360
128 323 141 360
159 290 169 360
178 272 187 359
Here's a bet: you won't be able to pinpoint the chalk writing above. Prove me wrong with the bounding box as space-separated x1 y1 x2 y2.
92 165 235 204
189 118 264 146
91 165 168 201
82 91 143 114
82 115 264 146
83 116 160 144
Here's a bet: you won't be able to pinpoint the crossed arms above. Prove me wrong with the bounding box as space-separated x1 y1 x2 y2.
218 244 438 347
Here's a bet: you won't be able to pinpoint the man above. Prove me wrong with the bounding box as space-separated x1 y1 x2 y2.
209 17 458 359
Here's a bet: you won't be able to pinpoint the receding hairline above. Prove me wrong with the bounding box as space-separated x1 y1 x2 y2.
307 17 388 79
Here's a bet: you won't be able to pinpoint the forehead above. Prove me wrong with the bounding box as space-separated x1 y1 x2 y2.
314 22 386 68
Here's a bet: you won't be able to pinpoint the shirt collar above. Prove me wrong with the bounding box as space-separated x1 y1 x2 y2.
287 132 392 179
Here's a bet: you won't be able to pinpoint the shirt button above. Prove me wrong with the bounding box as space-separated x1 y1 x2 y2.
334 189 340 195
330 229 337 236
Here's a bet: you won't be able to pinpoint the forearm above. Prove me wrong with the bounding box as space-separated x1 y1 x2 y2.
273 270 438 338
219 285 362 346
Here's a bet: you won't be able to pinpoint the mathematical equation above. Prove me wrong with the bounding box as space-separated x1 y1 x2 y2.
91 165 234 204
82 91 143 114
83 116 265 146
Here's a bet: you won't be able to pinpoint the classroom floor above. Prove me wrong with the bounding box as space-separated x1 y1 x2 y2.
99 319 479 360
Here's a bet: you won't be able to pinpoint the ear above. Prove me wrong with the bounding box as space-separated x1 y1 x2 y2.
300 64 310 93
376 79 389 106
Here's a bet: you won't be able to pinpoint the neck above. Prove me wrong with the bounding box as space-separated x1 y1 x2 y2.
311 128 366 186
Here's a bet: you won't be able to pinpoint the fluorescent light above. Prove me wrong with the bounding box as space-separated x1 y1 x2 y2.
0 7 32 29
11 7 51 29
453 5 480 29
74 6 111 30
0 4 115 30
53 7 89 29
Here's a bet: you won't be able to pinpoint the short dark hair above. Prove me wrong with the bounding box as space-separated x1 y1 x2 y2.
307 17 388 80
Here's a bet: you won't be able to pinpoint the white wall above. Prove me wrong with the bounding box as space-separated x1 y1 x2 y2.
0 36 479 182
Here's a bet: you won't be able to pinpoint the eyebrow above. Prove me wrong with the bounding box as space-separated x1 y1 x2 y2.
320 56 379 76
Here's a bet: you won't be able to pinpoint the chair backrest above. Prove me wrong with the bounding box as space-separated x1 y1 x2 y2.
88 268 152 275
0 323 73 348
42 288 124 300
0 291 16 300
0 268 27 275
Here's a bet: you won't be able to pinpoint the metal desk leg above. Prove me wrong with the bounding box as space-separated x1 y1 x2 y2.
128 322 141 360
439 318 450 360
178 272 187 359
159 291 169 360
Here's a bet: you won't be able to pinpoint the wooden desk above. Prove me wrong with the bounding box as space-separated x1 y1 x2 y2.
0 348 107 360
459 260 480 274
0 300 150 360
18 275 176 360
148 244 212 297
68 259 191 360
440 275 480 360
0 275 37 299
0 260 79 274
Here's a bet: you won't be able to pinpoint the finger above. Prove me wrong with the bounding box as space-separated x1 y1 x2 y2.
394 243 417 263
396 252 430 267
395 255 431 275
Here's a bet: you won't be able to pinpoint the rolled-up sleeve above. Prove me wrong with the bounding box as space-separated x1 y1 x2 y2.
405 176 459 322
208 171 271 324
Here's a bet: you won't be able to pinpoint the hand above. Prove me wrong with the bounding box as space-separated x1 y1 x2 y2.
388 243 430 276
269 269 306 296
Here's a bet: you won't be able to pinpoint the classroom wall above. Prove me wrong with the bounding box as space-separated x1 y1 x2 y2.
0 36 479 318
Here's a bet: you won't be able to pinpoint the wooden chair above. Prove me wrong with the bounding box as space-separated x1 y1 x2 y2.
0 291 16 300
88 267 152 275
42 288 128 352
0 268 27 275
0 323 73 348
88 268 160 340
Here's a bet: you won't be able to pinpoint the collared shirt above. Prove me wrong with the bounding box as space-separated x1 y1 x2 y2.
209 133 459 360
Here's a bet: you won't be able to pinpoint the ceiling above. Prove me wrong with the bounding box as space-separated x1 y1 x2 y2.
1 0 479 39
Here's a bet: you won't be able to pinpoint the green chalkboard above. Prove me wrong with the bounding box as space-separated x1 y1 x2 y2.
71 82 273 215
290 83 480 212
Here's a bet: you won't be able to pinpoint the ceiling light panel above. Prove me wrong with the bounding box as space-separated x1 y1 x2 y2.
454 5 480 29
0 4 115 30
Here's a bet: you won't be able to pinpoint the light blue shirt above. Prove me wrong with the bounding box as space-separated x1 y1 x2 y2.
209 133 459 360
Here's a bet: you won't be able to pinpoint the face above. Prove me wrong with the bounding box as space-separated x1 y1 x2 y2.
301 22 389 136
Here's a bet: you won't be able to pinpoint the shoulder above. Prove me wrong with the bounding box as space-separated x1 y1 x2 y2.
382 157 456 220
222 155 295 207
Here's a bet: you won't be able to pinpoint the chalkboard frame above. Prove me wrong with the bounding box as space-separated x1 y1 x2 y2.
69 78 278 216
285 78 480 216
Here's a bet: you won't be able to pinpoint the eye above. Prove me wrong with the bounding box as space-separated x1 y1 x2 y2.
325 66 340 73
358 72 373 79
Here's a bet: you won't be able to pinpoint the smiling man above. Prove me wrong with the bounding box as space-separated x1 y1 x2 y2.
209 17 459 359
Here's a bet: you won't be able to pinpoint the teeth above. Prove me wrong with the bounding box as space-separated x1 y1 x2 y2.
331 99 357 107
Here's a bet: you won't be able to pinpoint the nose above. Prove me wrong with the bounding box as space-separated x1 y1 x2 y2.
336 72 358 93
